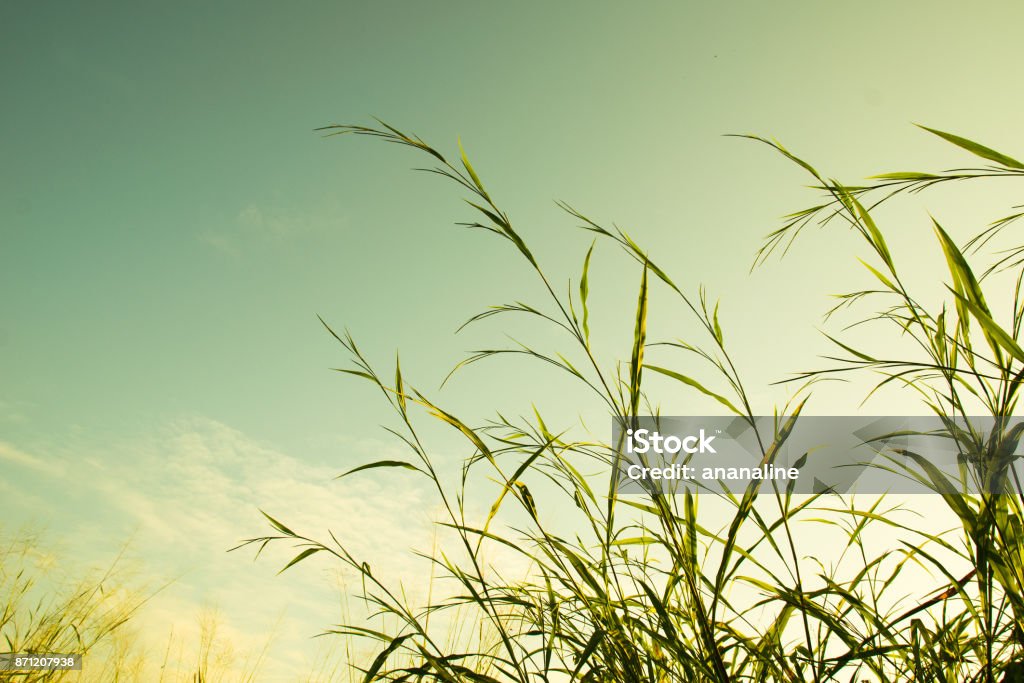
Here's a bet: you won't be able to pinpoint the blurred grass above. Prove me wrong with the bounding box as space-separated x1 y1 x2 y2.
0 528 149 682
0 529 354 681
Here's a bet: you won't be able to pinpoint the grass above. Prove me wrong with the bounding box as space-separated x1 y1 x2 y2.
0 528 351 681
236 122 1024 681
0 528 150 682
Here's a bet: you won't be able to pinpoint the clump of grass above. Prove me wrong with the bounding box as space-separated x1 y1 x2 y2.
0 528 149 682
0 529 308 682
241 122 1024 681
743 127 1024 682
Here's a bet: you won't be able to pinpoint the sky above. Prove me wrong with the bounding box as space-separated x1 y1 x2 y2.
3 1 1024 678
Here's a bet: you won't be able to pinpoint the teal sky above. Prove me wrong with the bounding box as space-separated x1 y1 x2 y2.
3 1 1024 678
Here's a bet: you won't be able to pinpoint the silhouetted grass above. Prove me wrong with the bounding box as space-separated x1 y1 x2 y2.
240 122 1024 682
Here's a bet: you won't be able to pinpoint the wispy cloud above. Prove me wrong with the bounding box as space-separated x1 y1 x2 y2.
0 440 63 475
0 399 33 424
2 417 434 678
200 202 345 256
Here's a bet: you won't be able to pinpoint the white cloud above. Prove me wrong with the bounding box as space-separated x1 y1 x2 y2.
200 201 345 255
0 399 32 424
1 417 438 679
0 440 63 475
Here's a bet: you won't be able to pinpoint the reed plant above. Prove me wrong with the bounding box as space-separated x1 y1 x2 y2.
240 122 1024 681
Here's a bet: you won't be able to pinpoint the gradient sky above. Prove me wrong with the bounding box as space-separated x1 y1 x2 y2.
3 1 1024 678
